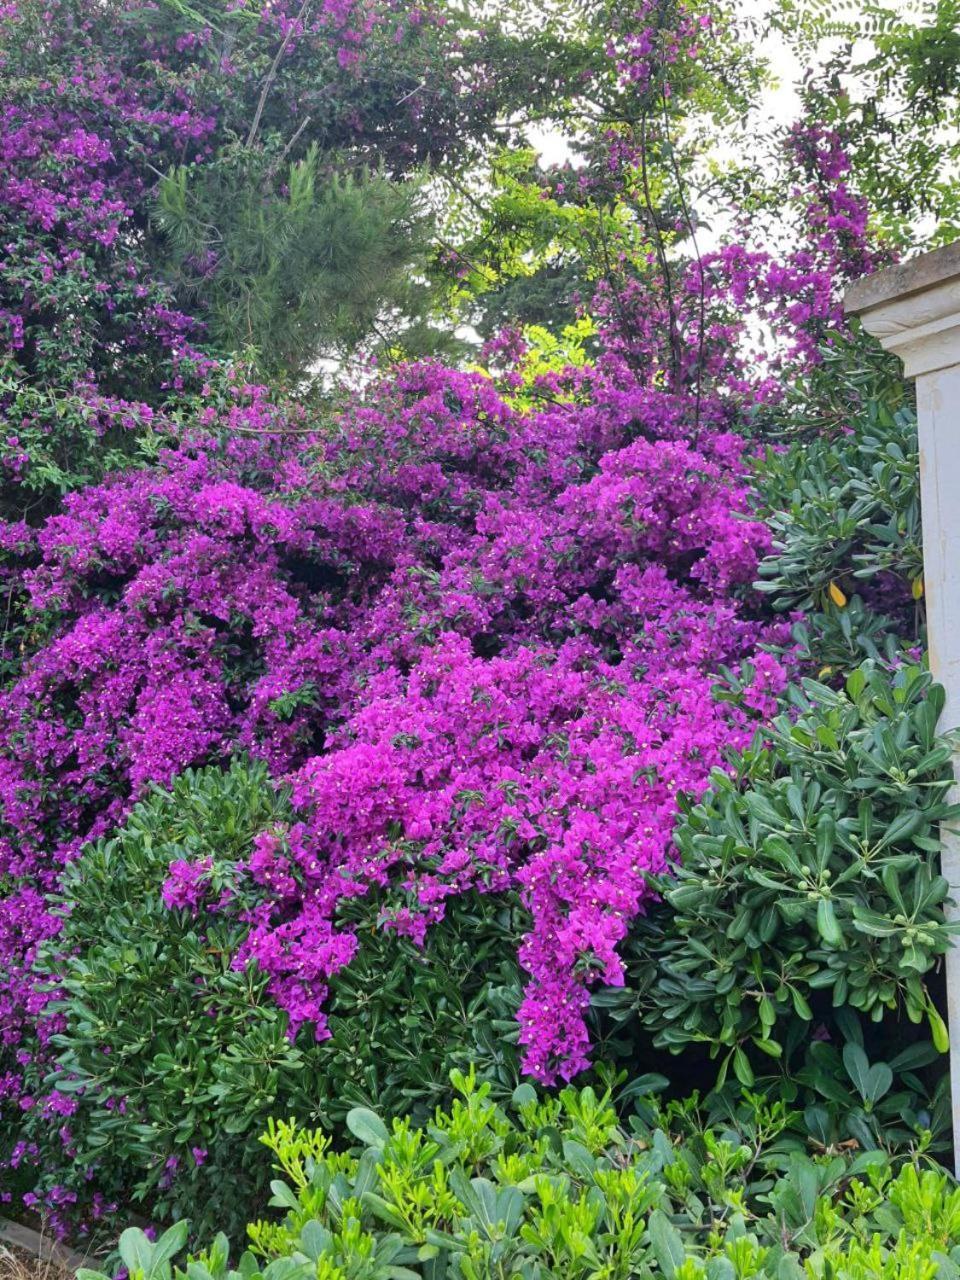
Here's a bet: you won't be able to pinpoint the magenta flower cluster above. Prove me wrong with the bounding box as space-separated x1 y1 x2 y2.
1 356 788 1081
0 0 219 518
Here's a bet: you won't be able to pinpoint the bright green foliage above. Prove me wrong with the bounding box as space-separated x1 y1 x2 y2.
155 147 450 379
442 147 608 338
471 316 598 412
34 760 523 1237
78 1075 960 1280
621 662 958 1081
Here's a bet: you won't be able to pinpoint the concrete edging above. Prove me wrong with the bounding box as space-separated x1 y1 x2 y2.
0 1217 93 1274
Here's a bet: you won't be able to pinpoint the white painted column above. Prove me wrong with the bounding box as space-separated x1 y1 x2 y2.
845 242 960 1171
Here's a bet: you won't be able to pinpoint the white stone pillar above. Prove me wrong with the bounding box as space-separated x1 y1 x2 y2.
845 242 960 1171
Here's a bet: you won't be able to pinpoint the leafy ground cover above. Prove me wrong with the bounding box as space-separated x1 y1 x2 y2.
79 1075 960 1280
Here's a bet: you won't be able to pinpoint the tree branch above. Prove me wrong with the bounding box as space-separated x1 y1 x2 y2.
246 0 311 149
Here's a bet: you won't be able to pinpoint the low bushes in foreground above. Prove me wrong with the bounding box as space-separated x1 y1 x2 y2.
27 762 523 1238
79 1073 960 1280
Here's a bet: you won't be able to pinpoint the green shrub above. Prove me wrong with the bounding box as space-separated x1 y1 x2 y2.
779 596 906 680
79 1074 960 1280
753 346 922 619
608 661 958 1097
750 341 923 686
33 760 523 1237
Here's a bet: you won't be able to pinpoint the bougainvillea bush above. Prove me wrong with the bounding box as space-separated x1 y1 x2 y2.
1 351 790 1226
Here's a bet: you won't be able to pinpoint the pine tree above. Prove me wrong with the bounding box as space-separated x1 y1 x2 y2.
154 141 454 380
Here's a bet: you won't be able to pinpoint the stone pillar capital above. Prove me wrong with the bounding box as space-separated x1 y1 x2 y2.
845 241 960 377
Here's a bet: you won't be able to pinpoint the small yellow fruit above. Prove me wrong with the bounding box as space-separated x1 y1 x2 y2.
828 580 847 608
912 575 924 600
